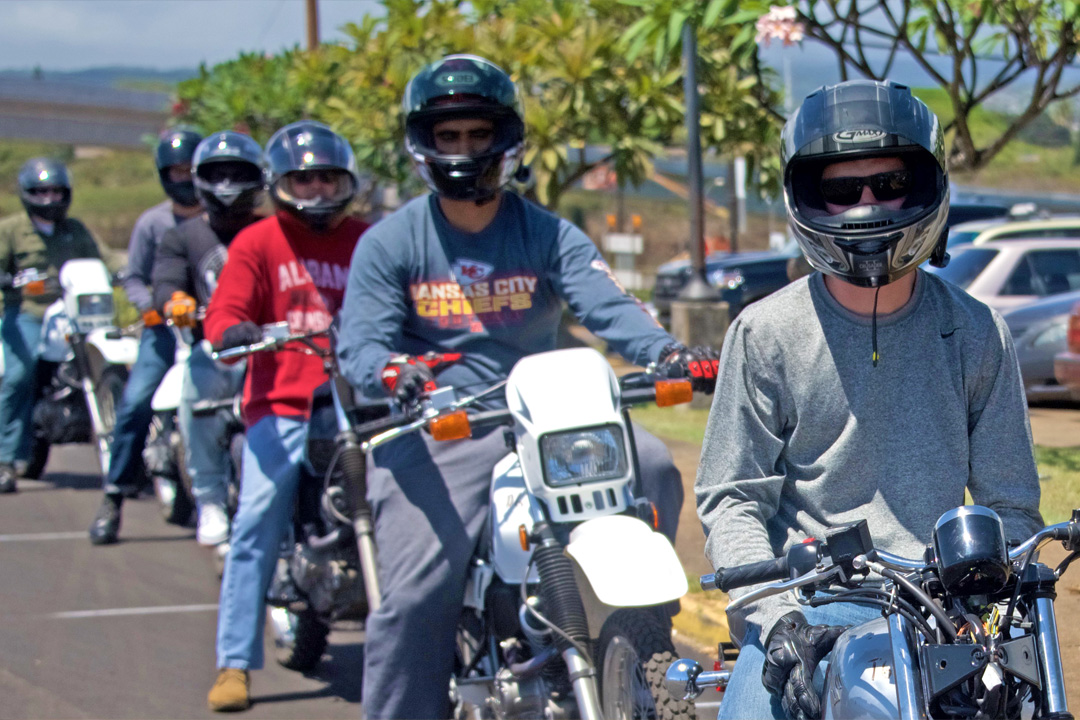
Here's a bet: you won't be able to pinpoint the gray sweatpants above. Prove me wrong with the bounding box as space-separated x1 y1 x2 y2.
360 423 683 720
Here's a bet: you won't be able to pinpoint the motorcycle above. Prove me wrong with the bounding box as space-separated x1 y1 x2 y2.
145 312 243 530
213 322 391 671
17 260 139 480
355 345 697 720
666 506 1080 720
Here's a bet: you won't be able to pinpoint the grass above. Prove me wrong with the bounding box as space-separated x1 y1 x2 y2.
633 404 1080 524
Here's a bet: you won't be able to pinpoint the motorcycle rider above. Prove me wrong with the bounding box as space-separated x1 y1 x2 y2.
88 126 203 544
202 120 369 712
335 54 718 720
150 130 266 549
696 80 1044 720
0 158 112 493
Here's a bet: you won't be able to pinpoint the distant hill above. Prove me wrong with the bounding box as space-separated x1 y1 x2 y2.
0 66 195 91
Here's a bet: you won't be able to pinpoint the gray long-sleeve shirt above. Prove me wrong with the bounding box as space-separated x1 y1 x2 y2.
337 192 672 403
122 201 182 312
696 270 1043 643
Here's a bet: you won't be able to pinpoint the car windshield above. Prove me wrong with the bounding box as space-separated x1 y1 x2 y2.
947 229 981 248
925 247 998 289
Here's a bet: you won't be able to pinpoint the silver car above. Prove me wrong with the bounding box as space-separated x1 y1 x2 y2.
1001 291 1080 404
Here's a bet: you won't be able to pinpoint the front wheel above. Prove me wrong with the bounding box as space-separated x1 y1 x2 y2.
95 366 127 435
270 606 330 672
598 609 696 720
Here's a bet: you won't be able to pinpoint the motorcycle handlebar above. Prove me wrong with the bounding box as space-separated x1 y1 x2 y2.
191 397 240 417
703 556 791 592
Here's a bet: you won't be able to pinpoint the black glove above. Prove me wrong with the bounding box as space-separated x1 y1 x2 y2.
218 321 262 350
382 361 435 406
762 612 848 720
658 343 720 394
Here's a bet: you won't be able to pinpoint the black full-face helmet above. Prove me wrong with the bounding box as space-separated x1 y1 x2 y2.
403 54 525 203
782 80 950 287
265 120 360 233
192 131 265 225
155 126 203 208
18 158 72 223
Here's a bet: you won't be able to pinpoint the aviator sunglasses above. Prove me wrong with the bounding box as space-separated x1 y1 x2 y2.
819 169 912 206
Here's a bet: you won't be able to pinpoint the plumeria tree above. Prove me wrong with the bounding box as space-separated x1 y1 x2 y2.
174 0 781 209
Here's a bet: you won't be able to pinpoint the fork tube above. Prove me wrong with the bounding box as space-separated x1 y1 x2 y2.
887 614 927 720
564 648 603 720
1034 596 1070 716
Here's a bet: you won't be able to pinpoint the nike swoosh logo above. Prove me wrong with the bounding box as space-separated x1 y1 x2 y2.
941 329 957 338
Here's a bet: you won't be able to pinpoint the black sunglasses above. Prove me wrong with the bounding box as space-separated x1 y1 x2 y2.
820 169 912 206
26 186 64 197
291 169 342 185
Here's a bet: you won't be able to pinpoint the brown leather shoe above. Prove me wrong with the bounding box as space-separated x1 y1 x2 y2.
208 668 250 712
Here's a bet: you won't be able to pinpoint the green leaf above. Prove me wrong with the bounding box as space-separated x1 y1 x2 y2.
703 0 726 27
667 10 688 55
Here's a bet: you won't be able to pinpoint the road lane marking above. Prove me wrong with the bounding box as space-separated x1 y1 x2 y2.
0 532 88 542
47 603 219 619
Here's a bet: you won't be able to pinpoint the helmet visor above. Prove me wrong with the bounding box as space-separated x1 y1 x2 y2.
275 169 356 208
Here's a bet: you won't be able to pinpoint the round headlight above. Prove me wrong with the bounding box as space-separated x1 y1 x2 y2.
932 506 1010 596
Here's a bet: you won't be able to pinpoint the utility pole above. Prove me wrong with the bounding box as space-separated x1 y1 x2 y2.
677 21 719 302
306 0 320 51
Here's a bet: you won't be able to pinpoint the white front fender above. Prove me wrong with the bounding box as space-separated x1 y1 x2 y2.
87 328 139 366
565 515 688 607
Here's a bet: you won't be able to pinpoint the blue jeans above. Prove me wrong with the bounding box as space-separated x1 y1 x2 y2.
178 342 245 508
104 324 176 495
717 603 880 720
0 309 42 465
216 415 306 670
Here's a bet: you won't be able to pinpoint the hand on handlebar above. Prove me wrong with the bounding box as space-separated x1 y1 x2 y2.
657 343 720 394
164 291 197 328
218 321 262 350
762 612 848 720
381 352 463 407
142 308 164 327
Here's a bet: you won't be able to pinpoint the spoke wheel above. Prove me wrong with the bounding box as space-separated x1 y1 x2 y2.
598 609 696 720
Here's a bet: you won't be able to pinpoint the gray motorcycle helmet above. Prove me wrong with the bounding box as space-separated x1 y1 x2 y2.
782 80 950 287
18 158 72 223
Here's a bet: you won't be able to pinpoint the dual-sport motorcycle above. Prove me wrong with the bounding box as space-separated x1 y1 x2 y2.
361 345 696 720
145 311 243 530
13 260 138 479
667 505 1080 720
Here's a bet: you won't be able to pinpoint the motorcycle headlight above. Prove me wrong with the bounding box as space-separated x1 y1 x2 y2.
77 293 114 317
540 425 628 487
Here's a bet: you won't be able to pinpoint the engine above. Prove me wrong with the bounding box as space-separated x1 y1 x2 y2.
288 543 367 621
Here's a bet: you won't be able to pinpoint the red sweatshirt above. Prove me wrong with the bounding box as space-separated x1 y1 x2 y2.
205 211 368 427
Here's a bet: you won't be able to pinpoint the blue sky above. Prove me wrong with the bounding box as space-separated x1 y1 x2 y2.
0 1 382 71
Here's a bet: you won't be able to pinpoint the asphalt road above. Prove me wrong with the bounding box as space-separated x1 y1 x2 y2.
0 443 718 720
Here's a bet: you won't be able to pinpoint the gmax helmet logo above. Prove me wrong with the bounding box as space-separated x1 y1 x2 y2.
833 129 887 143
435 72 479 88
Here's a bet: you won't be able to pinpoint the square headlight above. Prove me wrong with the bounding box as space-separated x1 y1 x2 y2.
77 293 114 317
540 425 628 487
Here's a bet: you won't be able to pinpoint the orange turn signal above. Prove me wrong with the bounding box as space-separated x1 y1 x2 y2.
429 410 471 442
654 378 693 407
23 280 46 296
519 524 529 551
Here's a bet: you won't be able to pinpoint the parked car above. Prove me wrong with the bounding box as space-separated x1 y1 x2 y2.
1054 300 1080 401
1001 291 1080 404
947 216 1080 248
925 238 1080 312
651 239 801 324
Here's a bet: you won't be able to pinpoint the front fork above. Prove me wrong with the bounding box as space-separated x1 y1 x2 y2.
71 335 111 475
531 521 604 720
329 375 382 613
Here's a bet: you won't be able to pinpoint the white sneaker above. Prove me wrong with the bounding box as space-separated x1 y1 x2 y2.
197 503 230 546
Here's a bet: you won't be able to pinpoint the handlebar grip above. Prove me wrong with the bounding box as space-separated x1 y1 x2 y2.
706 556 790 592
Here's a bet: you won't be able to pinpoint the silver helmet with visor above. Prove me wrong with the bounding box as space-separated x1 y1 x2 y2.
264 120 360 232
782 80 950 287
